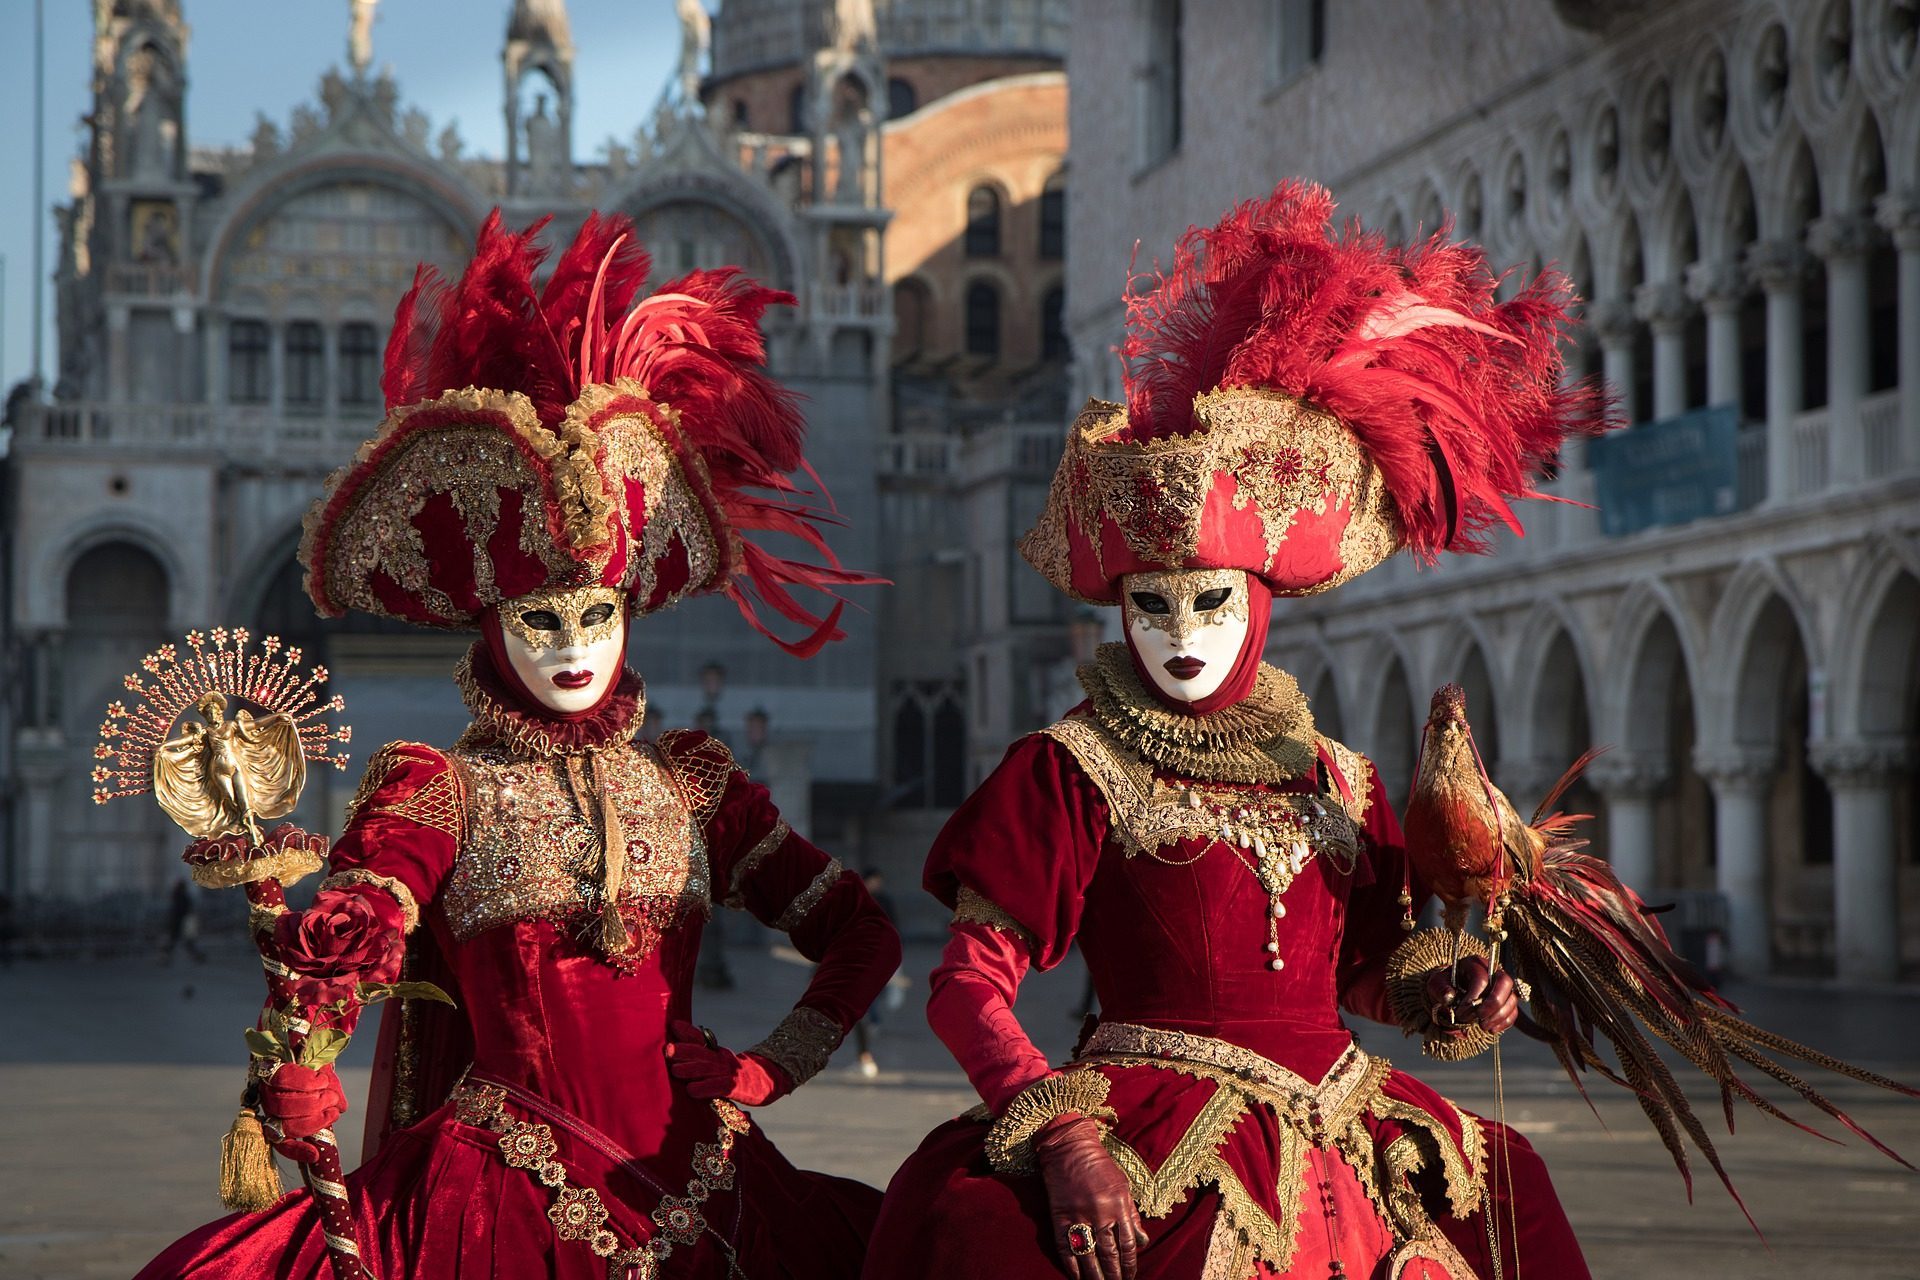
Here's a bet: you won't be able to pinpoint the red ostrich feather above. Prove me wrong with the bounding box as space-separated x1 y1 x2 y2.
379 211 873 656
1119 180 1615 558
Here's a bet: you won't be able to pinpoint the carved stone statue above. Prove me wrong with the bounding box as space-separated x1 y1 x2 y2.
675 0 711 104
349 0 378 78
830 0 877 52
525 92 563 193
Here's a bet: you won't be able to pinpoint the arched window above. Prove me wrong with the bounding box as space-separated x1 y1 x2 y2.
1039 174 1066 261
965 186 1002 258
285 322 324 412
965 281 1001 358
228 320 270 404
887 76 917 120
1041 287 1067 361
893 277 932 359
787 82 809 135
339 322 379 406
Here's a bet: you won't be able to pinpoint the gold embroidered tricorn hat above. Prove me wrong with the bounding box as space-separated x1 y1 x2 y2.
1021 181 1611 604
300 211 869 656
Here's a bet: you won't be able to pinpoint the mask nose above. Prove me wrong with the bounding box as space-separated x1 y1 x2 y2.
551 642 591 664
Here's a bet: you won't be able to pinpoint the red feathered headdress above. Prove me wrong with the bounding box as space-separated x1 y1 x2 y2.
1021 181 1613 602
299 211 869 656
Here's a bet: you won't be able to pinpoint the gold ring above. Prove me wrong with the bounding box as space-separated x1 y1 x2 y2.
1065 1222 1097 1256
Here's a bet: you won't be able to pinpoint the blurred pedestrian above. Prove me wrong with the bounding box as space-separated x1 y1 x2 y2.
852 866 899 1077
163 879 205 965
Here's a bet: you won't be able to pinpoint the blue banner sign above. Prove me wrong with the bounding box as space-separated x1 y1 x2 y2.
1590 404 1741 537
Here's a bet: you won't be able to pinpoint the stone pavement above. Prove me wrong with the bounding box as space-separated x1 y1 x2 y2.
2 934 1915 1279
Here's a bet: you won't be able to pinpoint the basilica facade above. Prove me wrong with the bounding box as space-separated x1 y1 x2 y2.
1065 0 1920 982
1 0 1068 936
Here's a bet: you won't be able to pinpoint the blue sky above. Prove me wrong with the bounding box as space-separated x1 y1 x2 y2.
0 1 686 396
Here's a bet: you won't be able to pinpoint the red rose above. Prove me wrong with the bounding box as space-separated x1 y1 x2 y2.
273 888 403 983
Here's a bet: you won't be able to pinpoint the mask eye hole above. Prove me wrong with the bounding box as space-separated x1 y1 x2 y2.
1194 588 1233 612
580 602 616 627
1129 592 1171 615
520 609 564 632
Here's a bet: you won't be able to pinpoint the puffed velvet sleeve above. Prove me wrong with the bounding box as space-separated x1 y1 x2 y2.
923 731 1111 971
923 732 1113 1115
1334 757 1425 1024
319 741 466 932
658 729 901 1089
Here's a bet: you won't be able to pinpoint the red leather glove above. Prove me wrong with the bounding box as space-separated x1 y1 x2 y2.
1423 955 1518 1035
258 1063 348 1161
664 1020 794 1106
1033 1114 1149 1280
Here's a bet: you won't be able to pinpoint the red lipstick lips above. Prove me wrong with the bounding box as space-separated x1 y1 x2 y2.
1163 657 1206 680
551 670 594 690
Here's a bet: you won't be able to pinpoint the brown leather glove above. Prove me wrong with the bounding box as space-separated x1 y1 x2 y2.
1423 954 1518 1035
1032 1113 1149 1280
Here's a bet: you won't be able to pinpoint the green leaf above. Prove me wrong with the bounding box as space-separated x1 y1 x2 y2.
243 1028 288 1061
356 980 456 1007
295 1027 351 1069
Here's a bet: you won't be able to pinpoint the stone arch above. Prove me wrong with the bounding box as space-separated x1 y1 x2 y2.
1648 182 1701 281
1432 614 1506 768
201 153 483 302
59 541 179 897
1509 598 1598 761
1757 128 1822 240
1703 557 1823 746
1832 102 1891 213
1599 578 1706 750
1828 539 1920 738
35 517 189 631
1699 157 1761 263
612 169 801 294
1357 633 1422 806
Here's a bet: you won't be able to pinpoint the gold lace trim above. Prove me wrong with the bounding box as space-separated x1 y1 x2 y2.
952 886 1037 950
450 1078 751 1279
655 730 738 825
319 868 422 934
772 859 844 932
453 653 643 759
1070 1023 1483 1273
749 1005 843 1087
984 1070 1117 1175
1078 645 1315 784
1317 735 1375 826
1041 716 1359 867
722 819 790 909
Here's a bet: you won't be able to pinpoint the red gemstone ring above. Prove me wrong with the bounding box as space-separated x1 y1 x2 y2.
1066 1223 1097 1256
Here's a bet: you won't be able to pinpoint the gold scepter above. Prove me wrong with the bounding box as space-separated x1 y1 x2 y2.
93 627 380 1280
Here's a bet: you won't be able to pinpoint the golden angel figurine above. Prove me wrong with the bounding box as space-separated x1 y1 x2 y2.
154 690 306 845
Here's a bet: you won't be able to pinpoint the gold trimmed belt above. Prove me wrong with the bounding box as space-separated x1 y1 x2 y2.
1075 1022 1380 1130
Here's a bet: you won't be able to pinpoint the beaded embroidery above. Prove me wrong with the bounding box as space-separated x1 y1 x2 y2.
442 737 710 954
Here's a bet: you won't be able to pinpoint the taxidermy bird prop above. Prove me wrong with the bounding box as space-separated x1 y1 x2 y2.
1399 682 1919 1222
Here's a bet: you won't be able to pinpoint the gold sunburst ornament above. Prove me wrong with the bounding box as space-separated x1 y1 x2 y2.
94 628 350 868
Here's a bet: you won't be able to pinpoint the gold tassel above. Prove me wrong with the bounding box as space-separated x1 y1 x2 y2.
568 754 632 955
219 1107 283 1211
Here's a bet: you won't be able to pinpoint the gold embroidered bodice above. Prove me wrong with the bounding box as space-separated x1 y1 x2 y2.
442 738 712 942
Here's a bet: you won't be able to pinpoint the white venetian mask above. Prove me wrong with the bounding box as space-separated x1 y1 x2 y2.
497 585 629 714
1121 568 1252 704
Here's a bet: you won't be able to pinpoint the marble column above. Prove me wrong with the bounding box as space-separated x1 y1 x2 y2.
1694 745 1778 978
106 303 131 404
1808 213 1876 486
269 319 287 418
1634 280 1691 420
1876 190 1920 469
1810 739 1911 984
1745 239 1807 502
1589 297 1640 425
1588 757 1666 893
1686 257 1746 414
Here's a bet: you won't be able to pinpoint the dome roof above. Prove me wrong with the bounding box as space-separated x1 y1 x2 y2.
710 0 1066 82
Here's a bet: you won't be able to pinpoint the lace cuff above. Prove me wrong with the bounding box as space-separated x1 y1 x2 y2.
1383 928 1500 1061
320 868 422 934
749 1005 843 1088
952 885 1037 951
983 1069 1115 1175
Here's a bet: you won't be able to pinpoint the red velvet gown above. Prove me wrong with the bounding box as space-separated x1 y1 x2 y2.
864 663 1588 1280
138 653 899 1280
